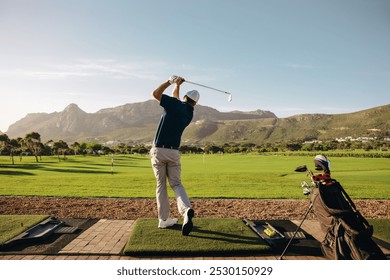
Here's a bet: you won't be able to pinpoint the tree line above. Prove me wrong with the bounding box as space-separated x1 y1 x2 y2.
200 140 389 156
0 132 150 164
0 132 389 164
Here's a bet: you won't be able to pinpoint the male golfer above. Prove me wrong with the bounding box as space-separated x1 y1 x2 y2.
150 75 199 236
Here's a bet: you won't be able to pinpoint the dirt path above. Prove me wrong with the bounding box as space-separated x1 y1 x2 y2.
0 197 388 220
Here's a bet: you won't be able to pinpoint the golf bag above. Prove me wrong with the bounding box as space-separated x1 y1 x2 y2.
310 178 386 260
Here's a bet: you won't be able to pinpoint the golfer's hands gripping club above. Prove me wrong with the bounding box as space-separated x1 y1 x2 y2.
168 75 185 85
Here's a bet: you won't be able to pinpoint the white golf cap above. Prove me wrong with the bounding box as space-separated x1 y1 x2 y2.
185 90 200 103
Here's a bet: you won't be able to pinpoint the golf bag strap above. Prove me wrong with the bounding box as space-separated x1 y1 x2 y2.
337 181 371 229
336 181 357 210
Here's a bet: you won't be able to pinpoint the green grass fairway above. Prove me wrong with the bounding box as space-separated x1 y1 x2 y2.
0 154 389 199
123 218 271 256
0 215 49 245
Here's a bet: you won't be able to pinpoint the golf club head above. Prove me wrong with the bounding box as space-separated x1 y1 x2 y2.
228 94 232 102
302 188 311 195
301 181 309 188
294 165 308 172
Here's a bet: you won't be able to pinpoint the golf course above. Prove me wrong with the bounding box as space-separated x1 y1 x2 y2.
1 152 389 254
0 153 389 199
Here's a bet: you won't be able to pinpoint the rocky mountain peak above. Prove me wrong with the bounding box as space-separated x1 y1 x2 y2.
5 101 278 142
63 103 85 114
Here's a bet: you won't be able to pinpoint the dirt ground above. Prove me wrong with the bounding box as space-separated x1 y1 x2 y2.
0 196 388 220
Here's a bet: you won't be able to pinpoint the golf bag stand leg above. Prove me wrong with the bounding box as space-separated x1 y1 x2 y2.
279 203 313 260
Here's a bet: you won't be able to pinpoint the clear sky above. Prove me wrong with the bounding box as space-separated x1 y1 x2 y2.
1 0 389 132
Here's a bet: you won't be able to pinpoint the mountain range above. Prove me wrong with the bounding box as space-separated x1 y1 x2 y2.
5 101 390 145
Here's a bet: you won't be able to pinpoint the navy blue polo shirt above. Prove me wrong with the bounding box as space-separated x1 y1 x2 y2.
153 94 194 148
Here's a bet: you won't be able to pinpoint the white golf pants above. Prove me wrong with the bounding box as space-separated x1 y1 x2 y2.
150 147 191 220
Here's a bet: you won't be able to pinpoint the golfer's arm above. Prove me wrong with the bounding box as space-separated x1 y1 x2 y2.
172 84 180 100
152 81 171 102
172 77 185 100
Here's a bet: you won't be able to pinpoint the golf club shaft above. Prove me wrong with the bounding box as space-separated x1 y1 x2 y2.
184 80 231 95
279 203 313 260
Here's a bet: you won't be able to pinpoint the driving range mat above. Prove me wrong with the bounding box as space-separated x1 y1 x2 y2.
252 220 323 256
0 217 97 254
123 218 271 256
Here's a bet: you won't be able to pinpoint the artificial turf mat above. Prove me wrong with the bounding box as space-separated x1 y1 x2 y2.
123 218 271 256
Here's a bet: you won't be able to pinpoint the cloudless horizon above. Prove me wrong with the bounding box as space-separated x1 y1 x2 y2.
1 0 389 132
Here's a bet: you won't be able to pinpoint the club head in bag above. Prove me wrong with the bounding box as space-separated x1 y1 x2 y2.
294 165 308 172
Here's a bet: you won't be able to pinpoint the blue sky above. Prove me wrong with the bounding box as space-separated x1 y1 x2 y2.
1 0 389 132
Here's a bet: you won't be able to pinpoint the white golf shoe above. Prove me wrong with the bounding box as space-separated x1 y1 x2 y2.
158 217 178 228
182 208 194 236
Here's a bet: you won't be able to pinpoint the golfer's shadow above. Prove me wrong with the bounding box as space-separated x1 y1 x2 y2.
186 226 264 245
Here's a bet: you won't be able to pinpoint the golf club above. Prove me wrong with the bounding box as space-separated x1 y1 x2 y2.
279 164 316 260
184 80 232 102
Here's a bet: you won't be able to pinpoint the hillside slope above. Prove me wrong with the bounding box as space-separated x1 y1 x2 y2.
6 102 389 144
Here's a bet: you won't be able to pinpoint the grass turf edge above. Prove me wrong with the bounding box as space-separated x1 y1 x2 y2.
368 219 390 244
0 215 50 245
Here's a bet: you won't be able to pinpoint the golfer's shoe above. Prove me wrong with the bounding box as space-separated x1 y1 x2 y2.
158 217 178 228
182 208 194 236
